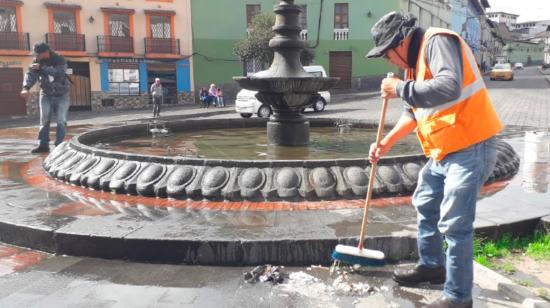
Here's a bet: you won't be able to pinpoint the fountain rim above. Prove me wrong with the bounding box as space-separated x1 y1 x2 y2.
70 118 426 168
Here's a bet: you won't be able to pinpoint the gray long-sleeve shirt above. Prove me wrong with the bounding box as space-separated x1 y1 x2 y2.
396 34 464 119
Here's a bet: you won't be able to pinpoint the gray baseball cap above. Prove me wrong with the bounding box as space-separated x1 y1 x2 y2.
33 42 50 54
366 11 418 58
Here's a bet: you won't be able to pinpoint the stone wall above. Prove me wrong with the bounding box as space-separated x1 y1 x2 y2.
178 91 196 105
91 92 149 112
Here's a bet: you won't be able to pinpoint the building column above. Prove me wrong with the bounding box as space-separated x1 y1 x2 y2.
139 62 148 94
176 58 194 104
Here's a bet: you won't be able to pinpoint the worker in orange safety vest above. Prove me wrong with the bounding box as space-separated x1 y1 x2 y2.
366 11 503 308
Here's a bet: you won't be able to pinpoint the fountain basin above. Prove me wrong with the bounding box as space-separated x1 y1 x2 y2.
43 118 520 202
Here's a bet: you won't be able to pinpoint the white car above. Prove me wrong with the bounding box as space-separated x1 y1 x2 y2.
235 65 332 118
514 62 524 69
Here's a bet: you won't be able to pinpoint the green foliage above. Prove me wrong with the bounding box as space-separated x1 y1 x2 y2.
474 232 550 271
234 13 276 64
233 12 315 68
525 233 550 260
499 263 516 275
474 255 491 268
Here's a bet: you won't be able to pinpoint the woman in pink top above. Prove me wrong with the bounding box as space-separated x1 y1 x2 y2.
208 84 218 107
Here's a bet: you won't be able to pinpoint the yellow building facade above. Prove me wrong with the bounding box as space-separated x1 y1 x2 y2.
0 0 193 117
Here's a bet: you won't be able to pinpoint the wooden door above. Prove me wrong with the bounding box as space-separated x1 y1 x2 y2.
0 68 26 116
329 51 352 89
68 75 91 110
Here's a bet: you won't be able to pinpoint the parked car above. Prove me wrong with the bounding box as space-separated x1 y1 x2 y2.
514 62 524 69
490 63 514 81
235 65 332 118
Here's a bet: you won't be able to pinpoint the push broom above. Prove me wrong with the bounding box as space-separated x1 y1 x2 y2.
331 72 394 267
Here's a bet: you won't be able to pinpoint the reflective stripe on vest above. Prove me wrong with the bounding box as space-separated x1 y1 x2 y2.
411 27 503 160
413 44 485 120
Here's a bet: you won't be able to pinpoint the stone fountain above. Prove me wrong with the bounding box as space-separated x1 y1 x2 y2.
38 0 521 202
30 0 521 267
234 0 339 146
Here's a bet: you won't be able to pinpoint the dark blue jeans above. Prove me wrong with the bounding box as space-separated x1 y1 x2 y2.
38 93 70 147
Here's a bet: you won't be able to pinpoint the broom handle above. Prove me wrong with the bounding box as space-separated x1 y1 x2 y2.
358 72 393 251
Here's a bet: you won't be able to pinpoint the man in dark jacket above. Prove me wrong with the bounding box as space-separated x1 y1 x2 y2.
21 43 70 153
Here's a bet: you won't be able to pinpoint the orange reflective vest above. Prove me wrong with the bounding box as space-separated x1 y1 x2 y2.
407 27 503 161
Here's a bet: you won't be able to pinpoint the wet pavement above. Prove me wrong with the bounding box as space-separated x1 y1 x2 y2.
0 245 520 308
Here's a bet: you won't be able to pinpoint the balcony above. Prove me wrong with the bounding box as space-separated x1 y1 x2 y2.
45 33 86 53
334 28 349 41
144 38 180 57
0 32 30 53
97 36 134 56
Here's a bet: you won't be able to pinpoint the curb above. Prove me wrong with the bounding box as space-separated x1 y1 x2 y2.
474 262 549 307
131 107 235 124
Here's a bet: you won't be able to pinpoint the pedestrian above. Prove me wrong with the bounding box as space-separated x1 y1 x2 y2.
151 78 163 118
21 43 71 154
366 12 502 308
208 83 218 107
216 87 225 108
199 87 210 108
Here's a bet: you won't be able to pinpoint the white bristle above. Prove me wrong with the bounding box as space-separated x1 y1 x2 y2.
334 245 385 260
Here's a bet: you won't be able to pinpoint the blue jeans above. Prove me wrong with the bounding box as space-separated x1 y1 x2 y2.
38 92 70 147
413 137 497 303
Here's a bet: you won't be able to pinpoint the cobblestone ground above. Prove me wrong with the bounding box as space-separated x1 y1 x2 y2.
329 66 550 129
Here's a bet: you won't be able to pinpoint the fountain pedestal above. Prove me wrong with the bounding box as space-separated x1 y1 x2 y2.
267 112 309 146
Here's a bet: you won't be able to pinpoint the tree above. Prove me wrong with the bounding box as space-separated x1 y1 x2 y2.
234 13 315 69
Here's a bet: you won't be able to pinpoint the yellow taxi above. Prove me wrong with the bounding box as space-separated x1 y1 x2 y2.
490 63 514 81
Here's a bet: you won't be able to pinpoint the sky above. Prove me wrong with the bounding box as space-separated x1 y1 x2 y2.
487 0 550 22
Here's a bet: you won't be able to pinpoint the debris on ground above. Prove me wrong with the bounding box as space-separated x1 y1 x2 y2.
243 265 285 284
331 269 377 296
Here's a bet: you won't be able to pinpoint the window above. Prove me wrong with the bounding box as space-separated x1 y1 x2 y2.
0 7 16 32
108 68 140 96
299 5 307 29
334 3 349 29
109 14 130 37
150 15 171 38
53 10 77 34
246 4 261 28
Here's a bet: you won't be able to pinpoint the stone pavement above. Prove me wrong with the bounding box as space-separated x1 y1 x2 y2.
0 246 519 308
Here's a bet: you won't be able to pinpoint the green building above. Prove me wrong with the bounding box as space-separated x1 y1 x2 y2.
503 41 545 65
191 0 401 98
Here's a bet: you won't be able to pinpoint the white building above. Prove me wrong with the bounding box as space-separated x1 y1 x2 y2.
486 12 518 30
402 0 452 30
513 20 550 37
